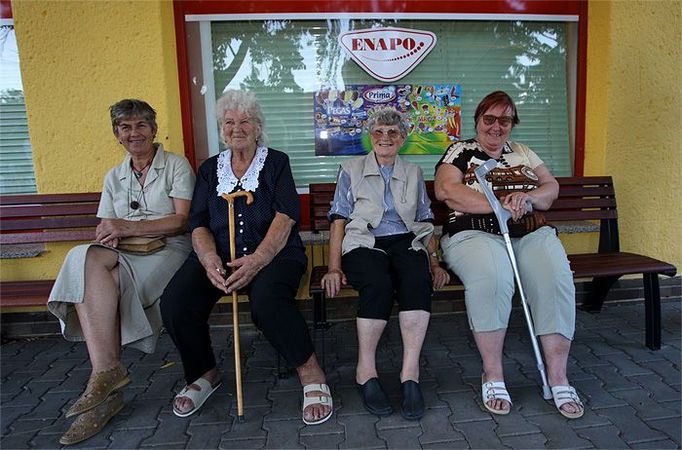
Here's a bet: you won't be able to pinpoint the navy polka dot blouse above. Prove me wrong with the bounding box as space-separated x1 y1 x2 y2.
189 148 307 267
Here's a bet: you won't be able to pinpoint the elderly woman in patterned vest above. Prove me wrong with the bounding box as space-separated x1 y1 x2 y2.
434 90 584 419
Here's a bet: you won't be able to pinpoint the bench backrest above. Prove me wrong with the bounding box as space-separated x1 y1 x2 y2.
309 176 619 252
0 193 101 244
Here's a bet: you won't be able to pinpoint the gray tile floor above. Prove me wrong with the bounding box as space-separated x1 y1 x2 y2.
1 298 680 449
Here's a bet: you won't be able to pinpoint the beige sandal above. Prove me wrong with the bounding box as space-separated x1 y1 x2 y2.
551 385 584 419
66 362 130 418
59 391 124 445
302 383 333 425
481 376 512 415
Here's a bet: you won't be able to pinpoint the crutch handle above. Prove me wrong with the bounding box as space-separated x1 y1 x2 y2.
474 160 512 233
474 160 532 233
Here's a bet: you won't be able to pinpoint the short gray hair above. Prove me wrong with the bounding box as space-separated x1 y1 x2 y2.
215 90 268 146
110 99 157 135
366 106 408 138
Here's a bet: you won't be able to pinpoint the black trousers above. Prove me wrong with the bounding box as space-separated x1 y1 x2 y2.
160 253 313 384
342 233 433 321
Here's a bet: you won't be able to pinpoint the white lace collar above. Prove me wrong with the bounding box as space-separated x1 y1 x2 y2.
216 146 268 195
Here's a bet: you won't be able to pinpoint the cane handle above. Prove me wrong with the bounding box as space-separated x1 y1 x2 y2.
221 190 254 205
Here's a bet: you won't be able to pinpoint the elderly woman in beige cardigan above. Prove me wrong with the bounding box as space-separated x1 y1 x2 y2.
321 106 449 421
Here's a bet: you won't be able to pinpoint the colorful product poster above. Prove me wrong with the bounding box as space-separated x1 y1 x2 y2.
314 84 461 156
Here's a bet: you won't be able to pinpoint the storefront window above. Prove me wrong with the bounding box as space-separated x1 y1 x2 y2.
185 17 577 188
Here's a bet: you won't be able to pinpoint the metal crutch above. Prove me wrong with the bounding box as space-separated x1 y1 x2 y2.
474 159 553 400
221 190 255 421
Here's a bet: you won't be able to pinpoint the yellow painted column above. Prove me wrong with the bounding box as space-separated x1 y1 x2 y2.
5 0 182 282
12 0 183 192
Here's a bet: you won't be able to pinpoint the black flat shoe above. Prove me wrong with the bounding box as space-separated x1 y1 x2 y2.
357 378 393 416
401 380 425 420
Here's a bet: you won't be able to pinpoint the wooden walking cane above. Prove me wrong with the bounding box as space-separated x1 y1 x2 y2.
221 190 254 422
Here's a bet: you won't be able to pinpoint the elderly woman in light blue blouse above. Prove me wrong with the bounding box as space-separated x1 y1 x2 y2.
321 106 449 421
48 99 195 445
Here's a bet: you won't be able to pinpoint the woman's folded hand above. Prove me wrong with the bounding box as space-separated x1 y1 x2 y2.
224 251 267 294
199 252 228 294
431 265 450 290
321 269 346 298
96 219 133 244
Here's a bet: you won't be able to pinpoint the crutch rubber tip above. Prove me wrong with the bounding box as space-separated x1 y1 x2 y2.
237 415 245 423
542 386 553 400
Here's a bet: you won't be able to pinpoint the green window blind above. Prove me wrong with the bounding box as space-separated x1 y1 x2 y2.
206 19 574 188
0 25 37 195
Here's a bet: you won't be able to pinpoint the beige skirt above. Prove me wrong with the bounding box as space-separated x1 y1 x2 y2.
47 234 192 354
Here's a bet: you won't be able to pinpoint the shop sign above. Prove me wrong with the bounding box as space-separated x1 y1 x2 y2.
339 27 437 82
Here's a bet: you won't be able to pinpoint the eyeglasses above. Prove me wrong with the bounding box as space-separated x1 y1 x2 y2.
370 128 402 139
481 115 513 127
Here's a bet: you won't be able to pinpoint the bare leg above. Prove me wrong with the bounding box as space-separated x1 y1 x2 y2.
540 333 583 415
398 310 430 382
173 367 221 414
473 328 510 413
296 353 331 422
75 246 121 373
356 317 387 384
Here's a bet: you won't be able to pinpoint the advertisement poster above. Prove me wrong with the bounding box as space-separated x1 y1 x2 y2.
314 84 461 156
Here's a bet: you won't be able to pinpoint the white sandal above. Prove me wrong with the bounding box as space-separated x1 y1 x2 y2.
302 383 333 425
481 376 512 415
551 385 584 419
173 378 222 418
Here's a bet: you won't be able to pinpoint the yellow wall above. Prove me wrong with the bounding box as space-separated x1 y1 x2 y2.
3 0 680 283
584 1 681 269
4 0 181 281
12 0 182 192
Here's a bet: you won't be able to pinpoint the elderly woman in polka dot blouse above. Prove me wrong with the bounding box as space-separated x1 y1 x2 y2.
160 90 332 425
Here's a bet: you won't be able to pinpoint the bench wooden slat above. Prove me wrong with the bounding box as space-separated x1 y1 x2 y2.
549 197 616 209
568 252 677 278
1 203 100 218
544 210 618 221
0 280 55 307
0 193 101 205
1 216 101 231
1 230 96 245
553 176 613 186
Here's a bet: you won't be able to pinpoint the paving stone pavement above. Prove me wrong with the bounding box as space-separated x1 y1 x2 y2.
1 299 680 449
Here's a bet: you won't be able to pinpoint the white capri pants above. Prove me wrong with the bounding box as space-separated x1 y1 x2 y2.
441 226 575 339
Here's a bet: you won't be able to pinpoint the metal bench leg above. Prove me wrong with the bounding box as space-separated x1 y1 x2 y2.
581 276 619 312
312 290 329 371
643 273 662 350
277 354 291 379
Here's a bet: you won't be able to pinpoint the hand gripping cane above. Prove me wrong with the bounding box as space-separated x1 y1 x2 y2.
221 190 254 421
474 159 553 400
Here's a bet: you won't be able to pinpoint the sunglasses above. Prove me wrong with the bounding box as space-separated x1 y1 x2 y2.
370 128 402 139
481 115 513 127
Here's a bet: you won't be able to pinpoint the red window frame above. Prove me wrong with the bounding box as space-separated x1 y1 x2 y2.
173 0 588 175
173 1 588 229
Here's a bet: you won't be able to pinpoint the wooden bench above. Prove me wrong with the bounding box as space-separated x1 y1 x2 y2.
308 176 677 350
0 192 249 309
0 193 101 309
